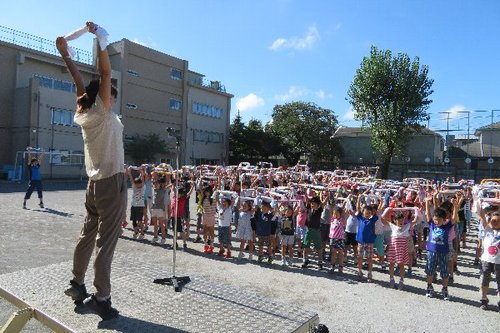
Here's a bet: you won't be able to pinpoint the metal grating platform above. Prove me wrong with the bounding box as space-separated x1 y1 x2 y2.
0 255 318 332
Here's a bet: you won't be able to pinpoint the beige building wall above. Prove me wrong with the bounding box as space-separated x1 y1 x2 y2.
186 83 232 165
108 39 232 166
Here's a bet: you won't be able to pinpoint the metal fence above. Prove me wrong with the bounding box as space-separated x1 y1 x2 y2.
0 25 92 65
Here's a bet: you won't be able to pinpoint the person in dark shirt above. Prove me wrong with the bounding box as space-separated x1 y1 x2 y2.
23 149 45 209
302 196 324 269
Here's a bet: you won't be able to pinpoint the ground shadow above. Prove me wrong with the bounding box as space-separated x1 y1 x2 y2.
74 304 189 332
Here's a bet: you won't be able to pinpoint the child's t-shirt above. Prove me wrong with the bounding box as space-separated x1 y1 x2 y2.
151 188 166 210
329 217 346 240
132 185 145 207
217 204 233 227
389 222 411 238
355 213 378 244
345 215 359 233
171 195 186 218
481 228 500 264
426 220 453 253
280 216 295 236
254 208 272 236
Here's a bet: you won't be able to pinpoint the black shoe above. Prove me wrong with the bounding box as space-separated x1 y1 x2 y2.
39 202 44 208
84 294 119 320
194 236 202 243
64 280 88 303
301 259 310 269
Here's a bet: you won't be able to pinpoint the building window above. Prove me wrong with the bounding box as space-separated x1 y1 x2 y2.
127 69 139 77
170 98 182 111
51 107 76 127
193 129 223 143
192 102 223 119
171 68 183 81
33 74 76 93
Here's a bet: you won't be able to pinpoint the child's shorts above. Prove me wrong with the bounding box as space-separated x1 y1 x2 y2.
302 228 322 250
280 234 295 246
295 226 307 240
130 206 144 222
480 261 500 291
329 238 345 250
151 208 165 219
257 235 271 247
345 232 358 246
425 251 449 279
357 243 374 258
218 226 231 246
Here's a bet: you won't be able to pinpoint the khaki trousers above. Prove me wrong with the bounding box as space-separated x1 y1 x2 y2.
72 172 127 298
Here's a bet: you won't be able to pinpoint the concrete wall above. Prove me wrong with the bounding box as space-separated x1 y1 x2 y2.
338 133 443 165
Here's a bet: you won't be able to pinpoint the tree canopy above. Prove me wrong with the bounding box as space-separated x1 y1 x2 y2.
125 133 167 165
347 45 433 178
268 101 340 165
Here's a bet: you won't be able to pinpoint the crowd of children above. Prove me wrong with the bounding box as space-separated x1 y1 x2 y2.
121 163 500 311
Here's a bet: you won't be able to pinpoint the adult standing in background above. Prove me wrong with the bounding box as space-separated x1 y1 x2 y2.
23 148 45 209
56 21 126 320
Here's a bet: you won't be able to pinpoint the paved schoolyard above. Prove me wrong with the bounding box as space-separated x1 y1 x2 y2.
0 181 499 332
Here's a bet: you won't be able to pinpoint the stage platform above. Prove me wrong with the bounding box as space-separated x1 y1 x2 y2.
0 255 319 332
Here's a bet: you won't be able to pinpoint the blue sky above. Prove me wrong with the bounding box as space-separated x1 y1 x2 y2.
2 0 499 136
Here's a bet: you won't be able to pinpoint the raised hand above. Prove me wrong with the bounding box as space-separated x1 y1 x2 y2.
55 37 68 55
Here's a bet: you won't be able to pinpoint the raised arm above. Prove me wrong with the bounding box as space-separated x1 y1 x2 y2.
86 21 112 110
55 37 85 97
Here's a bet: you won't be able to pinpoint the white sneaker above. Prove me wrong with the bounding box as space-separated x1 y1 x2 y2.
133 232 138 239
287 257 293 266
151 236 158 243
138 234 144 240
281 258 287 266
160 238 166 245
237 252 245 260
248 253 253 261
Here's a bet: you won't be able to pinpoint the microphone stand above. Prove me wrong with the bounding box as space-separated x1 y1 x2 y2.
154 130 190 292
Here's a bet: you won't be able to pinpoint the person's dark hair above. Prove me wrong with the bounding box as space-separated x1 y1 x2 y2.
203 186 213 205
433 207 447 219
310 196 321 205
77 79 118 112
439 201 453 215
30 158 38 164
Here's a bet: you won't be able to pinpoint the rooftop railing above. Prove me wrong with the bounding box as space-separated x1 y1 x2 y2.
0 25 92 65
188 77 226 93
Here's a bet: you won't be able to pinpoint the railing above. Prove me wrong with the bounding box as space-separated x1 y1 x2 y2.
0 25 92 65
189 77 227 93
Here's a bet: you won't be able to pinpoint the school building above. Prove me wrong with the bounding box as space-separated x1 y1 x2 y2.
0 25 233 180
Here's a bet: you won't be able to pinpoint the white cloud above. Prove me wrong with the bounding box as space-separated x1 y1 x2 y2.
131 37 158 49
342 107 355 120
269 25 320 51
236 93 265 112
131 38 147 46
316 89 326 99
442 104 467 119
275 86 310 102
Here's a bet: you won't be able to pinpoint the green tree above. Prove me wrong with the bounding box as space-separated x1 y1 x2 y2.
269 101 339 165
229 111 247 163
347 46 433 179
125 133 167 165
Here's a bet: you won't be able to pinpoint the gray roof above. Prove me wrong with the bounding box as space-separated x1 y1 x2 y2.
457 141 500 158
474 121 500 135
335 126 442 138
